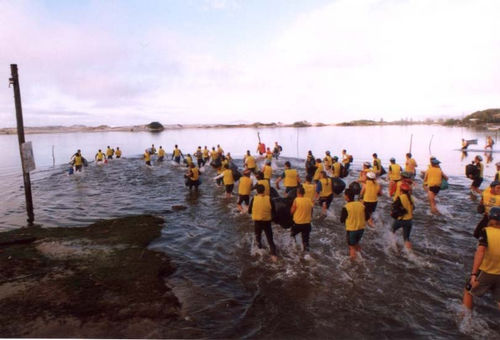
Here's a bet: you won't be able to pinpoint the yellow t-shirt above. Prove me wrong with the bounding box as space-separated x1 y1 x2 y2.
293 197 313 224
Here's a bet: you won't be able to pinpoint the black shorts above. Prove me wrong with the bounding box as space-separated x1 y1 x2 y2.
285 186 298 193
429 186 440 195
238 195 250 205
174 156 181 163
392 219 412 241
75 165 83 171
116 155 121 159
248 167 256 173
225 184 234 193
346 229 364 246
145 161 151 166
364 201 378 217
319 194 333 209
472 177 483 188
107 155 112 159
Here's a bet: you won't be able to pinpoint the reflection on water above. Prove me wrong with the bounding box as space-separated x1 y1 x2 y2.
1 126 499 337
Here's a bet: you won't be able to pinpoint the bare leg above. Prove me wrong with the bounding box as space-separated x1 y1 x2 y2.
462 289 473 310
349 246 357 259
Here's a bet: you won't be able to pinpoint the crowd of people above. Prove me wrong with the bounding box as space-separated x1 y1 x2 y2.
68 138 500 315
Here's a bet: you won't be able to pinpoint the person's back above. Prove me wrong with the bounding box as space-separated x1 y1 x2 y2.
239 176 252 196
344 201 366 231
426 166 442 186
303 181 316 203
257 179 270 196
293 196 313 224
363 180 380 203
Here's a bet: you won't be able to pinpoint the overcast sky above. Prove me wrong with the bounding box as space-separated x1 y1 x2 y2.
1 0 499 127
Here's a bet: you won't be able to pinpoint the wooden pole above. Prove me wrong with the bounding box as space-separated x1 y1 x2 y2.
10 64 35 226
409 134 413 154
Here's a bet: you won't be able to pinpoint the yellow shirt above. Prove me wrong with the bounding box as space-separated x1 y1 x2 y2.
115 149 122 157
303 182 316 202
479 227 500 274
313 163 324 181
405 158 417 173
263 165 273 180
238 176 252 195
257 179 270 196
332 163 341 178
482 188 500 214
223 169 234 185
323 156 332 168
158 149 165 157
173 148 181 157
106 148 113 157
398 193 414 220
319 177 333 197
284 169 298 187
389 164 402 181
426 166 442 187
190 168 199 181
344 201 366 231
363 180 379 202
144 152 150 162
203 149 209 157
251 195 272 221
245 156 256 169
96 152 104 161
292 197 313 224
373 158 381 172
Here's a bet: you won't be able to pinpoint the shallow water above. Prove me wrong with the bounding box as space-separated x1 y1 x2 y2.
1 126 499 337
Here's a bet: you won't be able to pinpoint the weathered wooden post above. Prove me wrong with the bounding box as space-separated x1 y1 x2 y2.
9 64 35 226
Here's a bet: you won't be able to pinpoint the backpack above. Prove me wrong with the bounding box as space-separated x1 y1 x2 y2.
391 197 408 219
465 163 479 179
339 164 348 178
380 166 387 176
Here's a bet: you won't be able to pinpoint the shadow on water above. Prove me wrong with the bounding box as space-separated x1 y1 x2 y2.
1 156 499 338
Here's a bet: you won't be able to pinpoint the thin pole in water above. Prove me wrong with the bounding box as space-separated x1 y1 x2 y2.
409 134 413 154
428 135 434 156
10 64 35 226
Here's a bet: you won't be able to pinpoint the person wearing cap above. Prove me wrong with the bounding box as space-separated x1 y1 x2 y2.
470 155 484 195
248 184 278 262
358 162 371 183
331 156 342 178
262 160 273 181
360 171 381 227
275 161 300 196
392 171 414 201
340 188 368 259
474 181 500 238
324 151 333 171
423 158 448 214
391 182 414 249
463 206 500 312
237 170 253 212
388 158 402 197
405 153 418 178
315 171 334 215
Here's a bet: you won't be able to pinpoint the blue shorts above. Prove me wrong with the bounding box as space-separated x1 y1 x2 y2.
346 229 364 246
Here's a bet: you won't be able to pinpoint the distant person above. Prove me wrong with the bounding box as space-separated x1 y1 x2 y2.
157 146 165 162
106 146 114 159
217 144 224 156
331 156 342 178
372 153 382 176
115 147 122 159
150 144 157 154
248 184 278 262
144 149 151 166
214 163 234 198
462 206 500 313
290 185 314 252
275 161 300 195
71 150 83 172
257 142 266 156
340 188 367 260
341 149 353 171
265 147 273 161
358 162 371 184
262 160 273 181
171 144 184 164
185 153 193 167
315 171 333 216
423 158 448 214
95 149 105 163
305 151 316 178
405 153 417 178
388 158 402 197
272 142 282 159
194 146 204 167
323 151 333 171
203 146 210 164
485 136 494 150
244 150 257 173
185 163 200 191
470 155 484 195
313 159 324 182
461 139 470 150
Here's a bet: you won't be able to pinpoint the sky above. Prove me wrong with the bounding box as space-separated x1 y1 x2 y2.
0 0 499 127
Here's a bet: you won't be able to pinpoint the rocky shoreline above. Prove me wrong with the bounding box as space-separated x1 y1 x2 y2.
0 215 201 338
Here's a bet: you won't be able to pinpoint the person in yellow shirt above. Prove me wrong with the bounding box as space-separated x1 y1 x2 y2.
388 157 402 196
358 162 371 184
290 186 314 252
185 163 200 190
474 181 500 238
158 146 166 162
254 171 271 196
248 184 277 261
360 171 381 227
203 146 210 164
115 147 122 159
71 150 84 172
323 151 333 171
262 160 273 181
405 153 418 178
471 155 484 195
143 149 151 166
265 147 273 161
423 158 448 214
463 206 500 312
341 149 352 171
372 153 383 176
302 175 316 203
95 149 105 163
171 145 184 164
313 159 324 182
315 171 333 215
106 146 114 159
275 161 301 196
217 144 224 156
194 146 204 167
214 164 234 198
331 156 342 178
244 150 257 173
391 182 414 249
237 170 253 212
340 188 367 259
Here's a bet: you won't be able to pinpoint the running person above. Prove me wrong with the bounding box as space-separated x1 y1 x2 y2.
290 186 314 252
185 163 200 190
115 147 122 159
315 171 333 216
172 145 184 164
157 146 165 162
340 188 367 260
214 164 235 198
360 171 381 227
275 161 300 196
95 149 105 163
423 158 448 214
405 153 417 178
144 149 151 166
244 150 257 173
237 170 253 212
391 182 414 249
248 184 278 262
470 155 484 195
262 160 273 181
106 146 114 159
